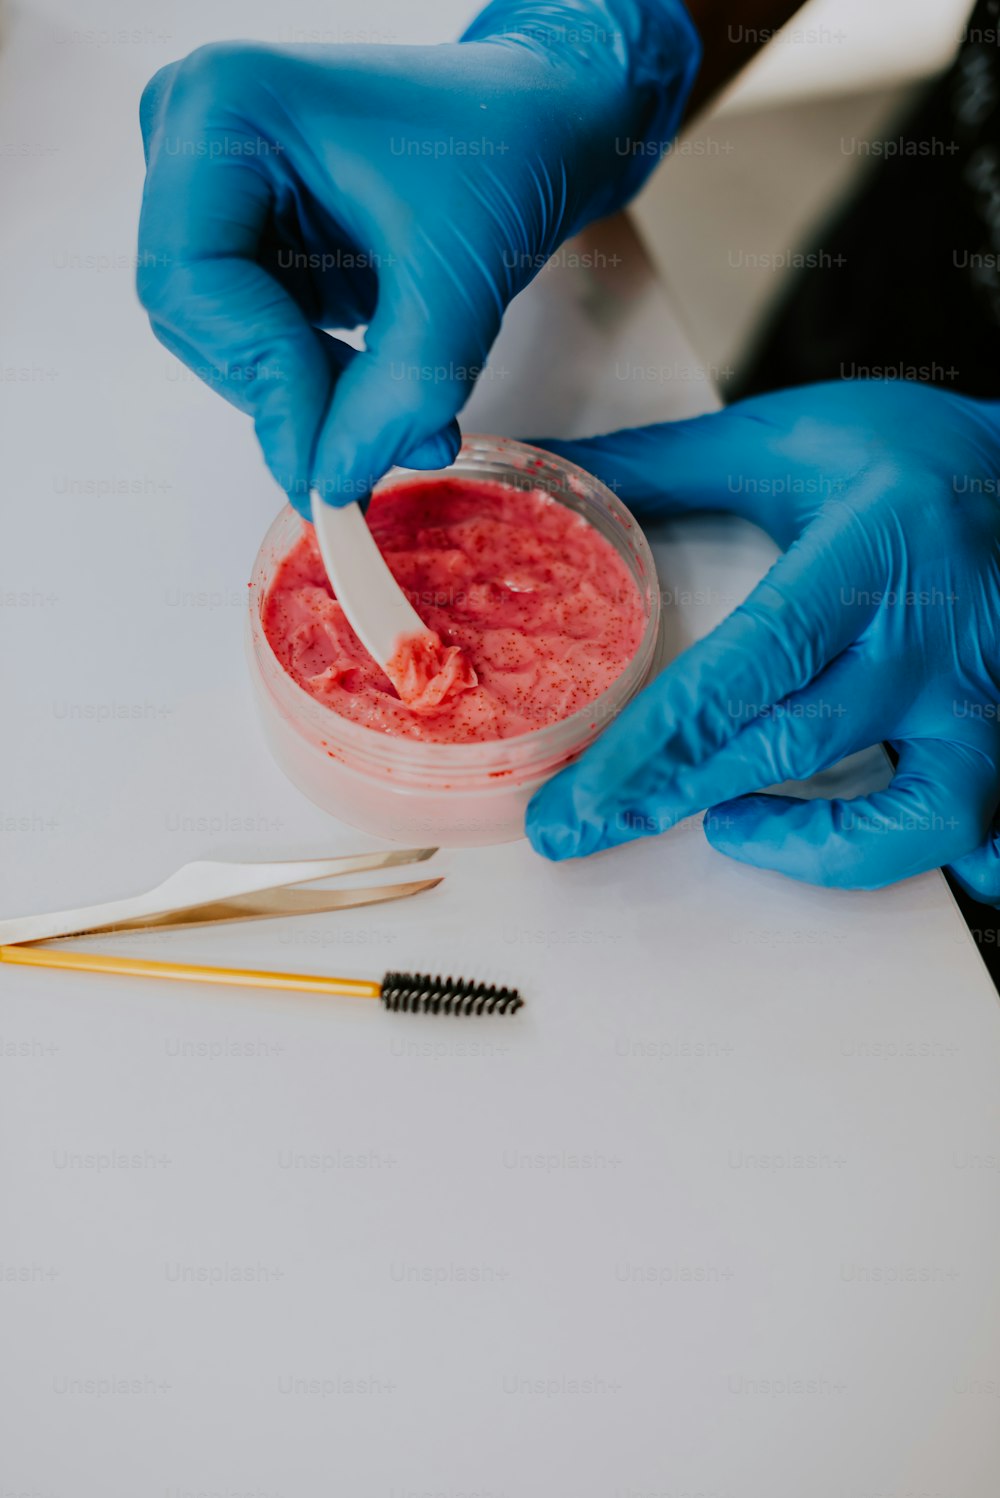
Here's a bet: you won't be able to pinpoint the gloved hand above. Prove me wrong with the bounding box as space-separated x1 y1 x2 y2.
136 2 700 512
526 380 1000 900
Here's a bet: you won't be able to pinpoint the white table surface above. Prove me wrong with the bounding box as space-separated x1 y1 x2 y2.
2 3 1000 1494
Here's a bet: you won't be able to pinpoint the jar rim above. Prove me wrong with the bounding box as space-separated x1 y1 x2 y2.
247 435 661 783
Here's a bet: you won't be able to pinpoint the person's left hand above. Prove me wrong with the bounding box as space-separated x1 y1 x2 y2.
526 379 1000 901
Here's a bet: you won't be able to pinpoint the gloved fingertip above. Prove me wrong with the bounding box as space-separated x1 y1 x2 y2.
526 780 584 861
702 796 774 857
138 61 179 146
285 490 313 521
311 422 393 508
268 467 307 517
526 818 583 862
403 421 462 472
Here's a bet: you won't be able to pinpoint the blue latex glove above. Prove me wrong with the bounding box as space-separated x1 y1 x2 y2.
527 380 1000 899
136 3 700 512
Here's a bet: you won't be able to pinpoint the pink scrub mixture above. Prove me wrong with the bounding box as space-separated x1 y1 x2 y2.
262 476 646 745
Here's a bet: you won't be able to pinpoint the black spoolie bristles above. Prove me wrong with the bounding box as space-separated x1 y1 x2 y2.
380 971 523 1016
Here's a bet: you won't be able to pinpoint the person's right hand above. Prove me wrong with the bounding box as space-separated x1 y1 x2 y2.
136 4 700 513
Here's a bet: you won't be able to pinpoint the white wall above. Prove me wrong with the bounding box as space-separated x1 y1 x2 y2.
718 0 969 113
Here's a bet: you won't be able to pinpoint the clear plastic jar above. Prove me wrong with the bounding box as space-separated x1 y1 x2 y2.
246 436 661 846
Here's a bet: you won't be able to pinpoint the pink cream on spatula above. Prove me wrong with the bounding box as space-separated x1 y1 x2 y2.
385 630 479 711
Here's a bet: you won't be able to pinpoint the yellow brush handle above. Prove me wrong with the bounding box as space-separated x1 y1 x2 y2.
0 943 382 999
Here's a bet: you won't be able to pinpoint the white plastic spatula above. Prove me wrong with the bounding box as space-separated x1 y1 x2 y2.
310 489 430 684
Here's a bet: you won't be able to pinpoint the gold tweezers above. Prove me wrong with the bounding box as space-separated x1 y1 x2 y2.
0 849 441 946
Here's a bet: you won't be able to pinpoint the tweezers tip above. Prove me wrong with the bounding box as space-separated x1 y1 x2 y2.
395 847 438 864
